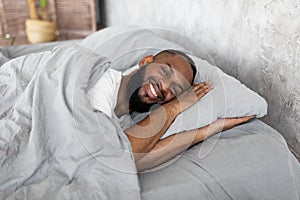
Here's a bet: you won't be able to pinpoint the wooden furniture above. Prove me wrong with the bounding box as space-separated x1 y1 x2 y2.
0 0 98 46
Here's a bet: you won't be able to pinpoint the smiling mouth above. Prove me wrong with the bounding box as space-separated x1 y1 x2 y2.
150 83 157 97
147 81 164 101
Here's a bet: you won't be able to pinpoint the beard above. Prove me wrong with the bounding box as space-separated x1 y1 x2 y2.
126 65 156 113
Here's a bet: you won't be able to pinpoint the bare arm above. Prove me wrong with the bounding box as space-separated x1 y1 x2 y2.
135 116 254 171
124 82 211 155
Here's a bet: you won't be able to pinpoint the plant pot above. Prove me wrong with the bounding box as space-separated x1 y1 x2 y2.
25 19 57 43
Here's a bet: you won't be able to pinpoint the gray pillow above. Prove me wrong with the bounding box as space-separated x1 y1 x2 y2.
162 55 267 138
0 47 9 67
80 26 185 72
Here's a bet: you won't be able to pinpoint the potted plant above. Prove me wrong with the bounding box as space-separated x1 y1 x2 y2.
26 0 57 43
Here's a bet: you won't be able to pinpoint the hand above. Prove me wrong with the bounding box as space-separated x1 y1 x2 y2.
203 116 255 139
218 116 255 131
166 82 213 115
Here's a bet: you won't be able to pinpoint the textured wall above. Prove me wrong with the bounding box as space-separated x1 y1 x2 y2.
104 0 300 157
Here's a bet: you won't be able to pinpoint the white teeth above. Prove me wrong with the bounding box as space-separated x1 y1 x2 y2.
150 83 158 97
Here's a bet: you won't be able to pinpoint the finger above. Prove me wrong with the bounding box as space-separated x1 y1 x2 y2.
194 84 213 95
240 115 255 122
205 81 213 87
245 115 255 119
232 116 255 126
194 82 214 91
203 81 213 87
195 87 211 99
193 82 207 88
207 82 214 90
193 83 209 91
196 86 210 94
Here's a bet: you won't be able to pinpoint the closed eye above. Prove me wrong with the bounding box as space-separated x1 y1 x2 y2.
173 83 184 96
161 66 168 76
170 84 178 96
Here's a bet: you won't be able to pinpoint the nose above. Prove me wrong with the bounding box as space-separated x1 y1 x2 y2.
160 78 173 100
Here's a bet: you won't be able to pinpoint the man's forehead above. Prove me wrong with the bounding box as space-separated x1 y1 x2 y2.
154 51 174 60
154 51 191 65
154 55 193 85
150 58 193 88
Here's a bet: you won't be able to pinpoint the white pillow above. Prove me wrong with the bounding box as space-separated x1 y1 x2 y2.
162 55 268 138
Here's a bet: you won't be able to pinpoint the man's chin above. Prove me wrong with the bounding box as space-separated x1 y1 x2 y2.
129 96 156 113
130 103 154 113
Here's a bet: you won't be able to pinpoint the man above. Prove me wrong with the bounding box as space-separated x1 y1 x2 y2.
88 49 253 171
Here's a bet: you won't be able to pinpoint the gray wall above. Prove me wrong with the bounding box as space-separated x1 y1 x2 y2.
104 0 300 157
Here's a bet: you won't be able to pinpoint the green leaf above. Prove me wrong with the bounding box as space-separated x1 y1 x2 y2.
40 0 47 8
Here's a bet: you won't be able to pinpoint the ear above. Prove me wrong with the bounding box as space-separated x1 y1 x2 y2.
138 55 154 67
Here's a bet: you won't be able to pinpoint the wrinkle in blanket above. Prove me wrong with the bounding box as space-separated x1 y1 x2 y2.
0 44 140 199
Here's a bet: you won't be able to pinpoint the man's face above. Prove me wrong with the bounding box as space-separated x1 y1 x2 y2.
126 54 193 113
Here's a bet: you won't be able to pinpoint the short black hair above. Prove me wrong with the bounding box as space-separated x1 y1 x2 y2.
154 49 197 84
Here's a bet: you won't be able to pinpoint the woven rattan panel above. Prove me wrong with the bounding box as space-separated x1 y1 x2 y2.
55 0 96 36
0 0 96 38
0 0 29 36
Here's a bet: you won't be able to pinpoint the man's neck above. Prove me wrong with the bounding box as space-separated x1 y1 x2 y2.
114 74 132 118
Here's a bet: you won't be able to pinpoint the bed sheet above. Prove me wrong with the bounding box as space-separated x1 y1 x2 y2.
79 26 300 199
139 119 300 199
1 26 300 199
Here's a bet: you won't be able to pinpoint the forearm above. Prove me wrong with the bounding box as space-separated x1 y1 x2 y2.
135 117 253 171
125 102 179 154
135 126 209 172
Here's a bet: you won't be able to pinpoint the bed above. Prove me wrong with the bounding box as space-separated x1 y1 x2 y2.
0 26 299 199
